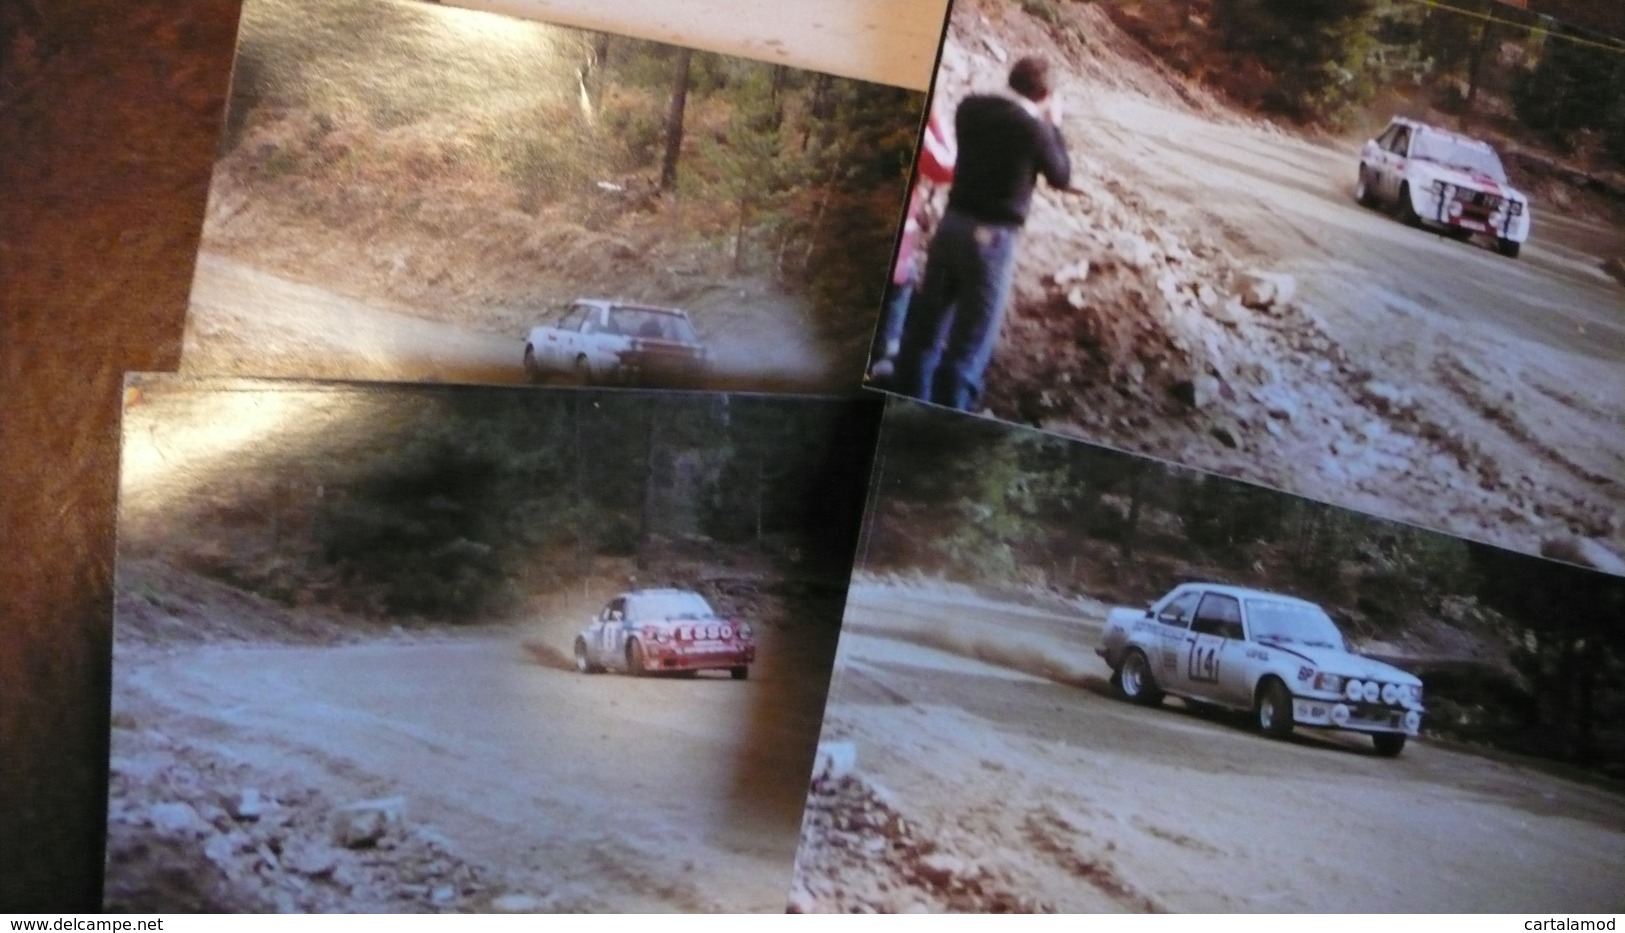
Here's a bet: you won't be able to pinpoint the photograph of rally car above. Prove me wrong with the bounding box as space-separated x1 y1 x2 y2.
868 0 1625 573
178 0 930 394
105 378 879 911
1099 582 1425 756
789 397 1625 913
1355 116 1531 258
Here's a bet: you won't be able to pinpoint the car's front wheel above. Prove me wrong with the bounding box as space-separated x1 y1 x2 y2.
1396 183 1423 228
1255 678 1295 739
1496 237 1521 259
1116 649 1164 707
573 355 593 387
523 344 542 383
626 638 647 676
730 665 749 681
573 637 601 674
1372 733 1408 757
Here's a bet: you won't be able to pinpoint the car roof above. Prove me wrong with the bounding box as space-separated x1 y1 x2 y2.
1387 116 1497 150
1171 581 1323 608
576 299 689 317
618 587 705 598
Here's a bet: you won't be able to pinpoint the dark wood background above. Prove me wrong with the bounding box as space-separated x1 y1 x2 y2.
1 0 243 910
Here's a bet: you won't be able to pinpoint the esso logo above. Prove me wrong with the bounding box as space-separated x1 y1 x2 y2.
721 625 734 640
706 624 720 639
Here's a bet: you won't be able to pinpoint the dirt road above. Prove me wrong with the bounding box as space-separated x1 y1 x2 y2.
928 0 1625 562
791 580 1625 912
110 613 835 911
1056 87 1625 552
183 251 842 392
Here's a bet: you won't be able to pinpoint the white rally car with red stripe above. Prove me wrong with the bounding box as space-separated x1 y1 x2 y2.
574 588 755 680
1097 583 1424 757
1355 116 1531 258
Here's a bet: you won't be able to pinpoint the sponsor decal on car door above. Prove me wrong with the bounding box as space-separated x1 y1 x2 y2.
600 598 625 664
1184 593 1244 702
1153 590 1201 678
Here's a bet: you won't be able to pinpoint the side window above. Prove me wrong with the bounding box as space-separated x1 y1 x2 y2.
1389 128 1411 157
605 597 626 622
1375 124 1400 151
1192 593 1243 640
1157 591 1200 629
559 306 588 330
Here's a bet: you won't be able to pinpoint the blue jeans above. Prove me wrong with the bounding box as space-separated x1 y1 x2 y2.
874 280 912 360
893 210 1019 411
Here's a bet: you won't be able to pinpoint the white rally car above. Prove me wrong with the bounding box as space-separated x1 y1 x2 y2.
1355 116 1531 258
1097 583 1424 756
524 299 707 387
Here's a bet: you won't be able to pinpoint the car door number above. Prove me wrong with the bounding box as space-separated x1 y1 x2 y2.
1187 641 1220 684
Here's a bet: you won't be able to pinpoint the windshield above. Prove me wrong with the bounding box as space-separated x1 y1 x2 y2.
1245 600 1346 651
628 591 716 621
608 307 698 343
1411 130 1508 183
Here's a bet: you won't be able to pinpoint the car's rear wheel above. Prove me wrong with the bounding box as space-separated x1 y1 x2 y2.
1355 165 1378 208
1496 237 1521 259
626 639 647 676
573 637 601 674
523 345 542 383
1372 733 1408 757
1255 678 1295 739
730 665 749 681
1116 649 1163 706
573 355 593 387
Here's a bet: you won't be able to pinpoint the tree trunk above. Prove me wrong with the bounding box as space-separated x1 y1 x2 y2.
659 47 693 192
1462 12 1495 126
769 63 789 130
733 190 751 274
1118 465 1145 561
754 453 764 549
636 402 661 570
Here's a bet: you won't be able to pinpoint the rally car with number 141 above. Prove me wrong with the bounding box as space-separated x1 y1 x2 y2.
1097 583 1424 756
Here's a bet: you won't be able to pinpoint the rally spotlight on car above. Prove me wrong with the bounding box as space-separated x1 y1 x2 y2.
573 588 754 680
1097 583 1424 757
1354 116 1531 259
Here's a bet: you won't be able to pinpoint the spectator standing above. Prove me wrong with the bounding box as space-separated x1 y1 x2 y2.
892 56 1070 411
869 102 956 382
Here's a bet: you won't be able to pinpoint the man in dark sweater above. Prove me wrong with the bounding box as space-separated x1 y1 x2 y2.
893 55 1071 411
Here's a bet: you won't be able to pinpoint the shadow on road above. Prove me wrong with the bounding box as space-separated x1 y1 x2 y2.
521 638 577 672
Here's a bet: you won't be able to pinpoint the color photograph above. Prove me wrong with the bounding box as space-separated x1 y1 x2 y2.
106 377 878 911
790 398 1625 913
869 0 1625 568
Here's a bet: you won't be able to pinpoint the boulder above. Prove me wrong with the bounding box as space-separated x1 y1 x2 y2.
147 801 212 838
1052 259 1091 287
1236 270 1297 310
221 788 264 822
811 741 857 784
331 795 407 849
